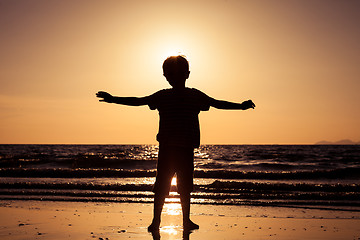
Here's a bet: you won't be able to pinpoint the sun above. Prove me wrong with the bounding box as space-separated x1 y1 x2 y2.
154 39 192 63
160 48 188 62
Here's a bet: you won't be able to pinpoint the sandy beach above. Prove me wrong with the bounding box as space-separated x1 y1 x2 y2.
0 200 360 240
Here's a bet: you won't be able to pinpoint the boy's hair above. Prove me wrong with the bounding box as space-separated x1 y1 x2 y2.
162 55 189 76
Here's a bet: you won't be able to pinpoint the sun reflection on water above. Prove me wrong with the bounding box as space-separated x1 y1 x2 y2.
159 203 183 239
164 202 182 215
160 225 180 235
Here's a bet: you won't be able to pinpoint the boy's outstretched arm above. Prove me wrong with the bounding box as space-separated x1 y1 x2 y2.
209 98 255 110
96 91 150 106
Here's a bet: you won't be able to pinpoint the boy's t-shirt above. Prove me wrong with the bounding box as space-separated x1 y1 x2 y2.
148 87 211 148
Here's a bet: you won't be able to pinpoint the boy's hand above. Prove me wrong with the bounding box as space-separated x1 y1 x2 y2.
242 100 256 109
96 91 114 103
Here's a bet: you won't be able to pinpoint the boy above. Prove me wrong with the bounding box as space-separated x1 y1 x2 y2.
96 55 255 232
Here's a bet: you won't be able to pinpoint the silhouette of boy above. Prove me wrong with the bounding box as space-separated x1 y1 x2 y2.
96 55 255 232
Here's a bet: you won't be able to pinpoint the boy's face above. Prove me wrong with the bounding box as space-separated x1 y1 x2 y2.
164 68 190 89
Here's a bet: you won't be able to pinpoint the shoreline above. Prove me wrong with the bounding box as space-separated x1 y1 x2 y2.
1 200 360 240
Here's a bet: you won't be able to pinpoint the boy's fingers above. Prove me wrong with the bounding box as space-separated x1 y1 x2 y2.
249 100 255 108
96 91 107 96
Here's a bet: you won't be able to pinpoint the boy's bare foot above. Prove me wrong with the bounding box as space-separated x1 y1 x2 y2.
183 220 199 231
148 221 160 232
149 227 160 240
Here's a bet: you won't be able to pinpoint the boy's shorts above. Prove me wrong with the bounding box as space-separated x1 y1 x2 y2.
152 145 194 195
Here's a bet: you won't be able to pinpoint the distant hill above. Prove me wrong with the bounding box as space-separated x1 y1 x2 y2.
315 139 360 145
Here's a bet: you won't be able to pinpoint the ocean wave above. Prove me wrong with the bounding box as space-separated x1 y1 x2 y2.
2 167 360 180
1 180 359 199
2 145 360 172
1 145 360 209
1 178 360 209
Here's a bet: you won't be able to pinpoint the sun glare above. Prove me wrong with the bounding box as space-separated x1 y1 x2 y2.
155 40 192 64
162 49 185 59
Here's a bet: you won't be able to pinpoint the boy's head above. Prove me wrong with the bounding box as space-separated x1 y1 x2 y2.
163 55 190 89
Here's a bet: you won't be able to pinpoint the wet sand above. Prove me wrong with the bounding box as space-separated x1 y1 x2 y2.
1 200 360 240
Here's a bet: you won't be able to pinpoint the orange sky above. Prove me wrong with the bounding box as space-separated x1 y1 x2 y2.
1 0 359 144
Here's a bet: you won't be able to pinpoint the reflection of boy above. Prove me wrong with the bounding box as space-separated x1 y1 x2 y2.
96 55 255 232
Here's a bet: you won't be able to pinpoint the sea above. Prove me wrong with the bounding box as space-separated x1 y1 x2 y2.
1 144 360 211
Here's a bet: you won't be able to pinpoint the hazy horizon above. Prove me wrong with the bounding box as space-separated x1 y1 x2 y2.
1 0 359 144
1 139 359 145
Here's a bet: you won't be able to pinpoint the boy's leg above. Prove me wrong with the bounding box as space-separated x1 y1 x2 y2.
180 192 190 221
175 146 198 230
180 193 199 230
148 145 174 232
148 192 166 232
